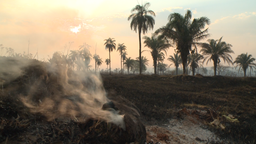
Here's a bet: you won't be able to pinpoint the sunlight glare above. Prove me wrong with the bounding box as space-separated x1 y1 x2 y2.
70 25 81 33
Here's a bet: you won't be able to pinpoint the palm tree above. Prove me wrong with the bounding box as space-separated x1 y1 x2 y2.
136 56 149 73
234 53 256 77
6 47 14 57
200 37 234 76
13 53 22 58
69 50 80 70
93 54 103 72
79 47 91 71
131 60 139 74
93 54 100 72
49 52 66 66
96 58 103 71
117 43 127 74
104 38 116 74
128 2 155 74
157 52 166 74
186 54 192 74
122 52 128 73
105 59 110 73
143 35 171 74
189 52 204 76
158 62 167 74
65 55 73 70
157 52 165 62
124 57 134 74
168 52 182 75
155 10 210 74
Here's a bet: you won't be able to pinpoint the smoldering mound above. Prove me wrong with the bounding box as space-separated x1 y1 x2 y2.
0 56 124 127
0 56 146 143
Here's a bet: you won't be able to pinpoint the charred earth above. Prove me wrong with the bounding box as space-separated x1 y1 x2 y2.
0 57 146 144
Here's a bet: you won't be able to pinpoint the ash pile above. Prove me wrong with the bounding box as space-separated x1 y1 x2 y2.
0 57 146 144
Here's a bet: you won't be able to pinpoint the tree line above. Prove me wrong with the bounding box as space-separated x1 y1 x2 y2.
104 2 255 77
1 2 255 77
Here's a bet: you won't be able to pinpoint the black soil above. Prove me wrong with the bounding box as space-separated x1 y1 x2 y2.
102 74 256 143
0 57 255 143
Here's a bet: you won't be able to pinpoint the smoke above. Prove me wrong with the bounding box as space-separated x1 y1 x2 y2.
0 57 32 82
0 54 125 130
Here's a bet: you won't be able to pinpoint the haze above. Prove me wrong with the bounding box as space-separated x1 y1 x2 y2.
1 0 255 71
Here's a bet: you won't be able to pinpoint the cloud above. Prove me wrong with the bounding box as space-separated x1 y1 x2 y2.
192 9 197 14
211 16 229 25
233 12 256 19
161 7 183 12
211 11 256 25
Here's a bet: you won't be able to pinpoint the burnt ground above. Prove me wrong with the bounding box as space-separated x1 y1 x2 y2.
0 57 255 144
0 58 146 144
102 74 256 143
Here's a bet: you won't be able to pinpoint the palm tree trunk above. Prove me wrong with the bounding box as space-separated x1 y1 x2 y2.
158 62 160 75
121 51 122 74
182 57 186 75
176 66 178 75
123 63 125 74
138 29 142 75
214 61 217 76
128 66 130 74
154 59 157 74
181 48 189 75
192 67 195 76
109 49 111 75
244 68 246 77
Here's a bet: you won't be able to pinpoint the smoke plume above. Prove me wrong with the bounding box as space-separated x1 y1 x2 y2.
0 55 125 129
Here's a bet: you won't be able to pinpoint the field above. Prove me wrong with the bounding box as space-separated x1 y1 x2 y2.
0 57 255 144
102 74 256 143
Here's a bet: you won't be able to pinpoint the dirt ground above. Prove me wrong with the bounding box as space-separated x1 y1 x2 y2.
102 74 256 144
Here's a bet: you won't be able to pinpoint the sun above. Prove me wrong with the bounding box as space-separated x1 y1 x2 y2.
67 0 104 33
70 25 81 33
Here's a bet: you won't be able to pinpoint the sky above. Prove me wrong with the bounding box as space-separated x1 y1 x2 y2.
0 0 256 72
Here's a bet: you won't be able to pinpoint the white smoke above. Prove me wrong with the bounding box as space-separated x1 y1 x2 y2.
0 54 125 130
0 57 32 83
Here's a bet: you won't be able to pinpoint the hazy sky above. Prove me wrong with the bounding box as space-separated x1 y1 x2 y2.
1 0 256 71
